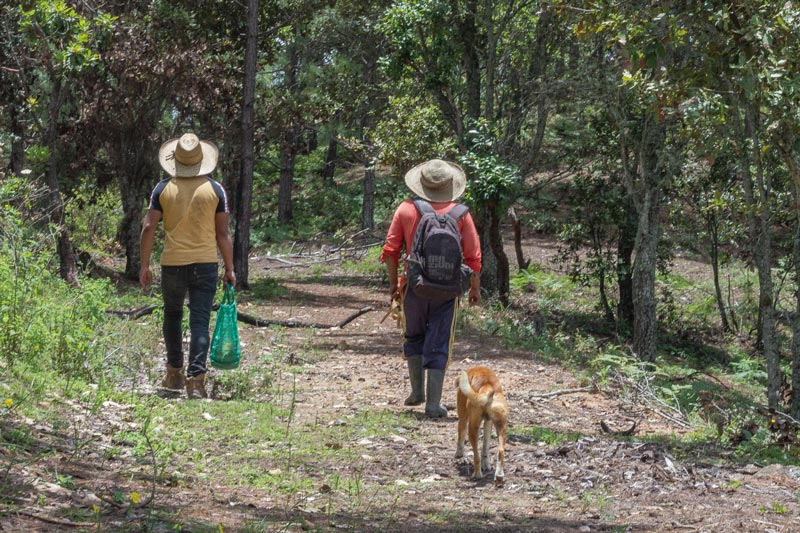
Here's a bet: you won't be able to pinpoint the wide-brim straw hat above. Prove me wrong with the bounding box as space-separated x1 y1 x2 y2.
404 159 466 202
158 133 219 178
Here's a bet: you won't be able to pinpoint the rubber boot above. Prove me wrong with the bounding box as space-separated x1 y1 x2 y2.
162 364 185 390
404 355 425 406
425 369 448 418
186 373 207 399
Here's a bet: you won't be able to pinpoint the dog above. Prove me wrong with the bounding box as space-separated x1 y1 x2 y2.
454 366 508 481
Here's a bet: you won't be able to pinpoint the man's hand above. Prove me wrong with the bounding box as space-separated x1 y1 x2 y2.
468 286 480 306
224 269 236 286
139 265 153 289
468 273 480 306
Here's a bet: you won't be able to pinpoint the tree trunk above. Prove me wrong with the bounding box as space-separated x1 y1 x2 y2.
473 204 497 295
322 134 337 182
616 197 636 330
791 223 800 418
708 213 732 333
488 200 509 306
118 177 145 280
234 0 259 289
460 0 481 120
508 206 529 270
628 119 666 363
362 163 375 230
278 129 296 224
631 186 660 363
741 104 780 408
9 105 24 175
46 80 78 287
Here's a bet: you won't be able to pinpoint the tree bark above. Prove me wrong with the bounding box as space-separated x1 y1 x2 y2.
508 206 529 270
628 118 666 363
278 129 297 224
322 134 337 182
631 186 660 363
488 200 509 305
46 79 79 287
616 197 636 330
792 223 800 418
234 0 259 289
708 212 732 333
473 204 497 295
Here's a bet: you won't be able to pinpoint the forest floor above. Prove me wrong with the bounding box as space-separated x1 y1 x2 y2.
2 236 800 532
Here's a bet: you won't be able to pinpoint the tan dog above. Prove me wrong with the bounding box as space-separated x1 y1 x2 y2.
455 366 508 481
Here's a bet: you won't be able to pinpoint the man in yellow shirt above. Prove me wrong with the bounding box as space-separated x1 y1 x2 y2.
139 133 236 399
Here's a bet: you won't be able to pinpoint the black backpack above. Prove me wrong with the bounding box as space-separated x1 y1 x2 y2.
406 198 474 300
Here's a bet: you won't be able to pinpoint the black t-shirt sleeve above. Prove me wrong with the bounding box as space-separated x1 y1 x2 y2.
147 179 170 212
209 179 229 214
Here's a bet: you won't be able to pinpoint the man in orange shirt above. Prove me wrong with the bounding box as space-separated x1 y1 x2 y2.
140 133 236 399
381 159 481 418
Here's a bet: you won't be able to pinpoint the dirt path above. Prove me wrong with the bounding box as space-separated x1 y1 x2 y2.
220 268 800 532
2 259 799 532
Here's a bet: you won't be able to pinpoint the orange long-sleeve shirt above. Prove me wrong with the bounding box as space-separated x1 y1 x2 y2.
380 199 482 273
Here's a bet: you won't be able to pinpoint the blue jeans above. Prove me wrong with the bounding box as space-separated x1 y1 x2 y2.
402 288 458 371
161 263 218 377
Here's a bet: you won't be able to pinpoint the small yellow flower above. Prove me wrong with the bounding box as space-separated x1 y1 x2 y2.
93 504 100 515
218 526 224 533
3 398 11 408
130 492 140 505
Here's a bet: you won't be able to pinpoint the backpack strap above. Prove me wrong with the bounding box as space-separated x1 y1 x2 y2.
412 198 469 221
446 203 469 221
412 197 435 215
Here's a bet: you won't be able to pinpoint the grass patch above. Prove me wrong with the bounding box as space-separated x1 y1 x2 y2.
509 425 586 446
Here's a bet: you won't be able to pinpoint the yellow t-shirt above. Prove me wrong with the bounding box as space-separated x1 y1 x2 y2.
147 176 228 266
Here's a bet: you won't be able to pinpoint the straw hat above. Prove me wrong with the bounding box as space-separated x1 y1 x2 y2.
404 159 466 202
158 133 219 178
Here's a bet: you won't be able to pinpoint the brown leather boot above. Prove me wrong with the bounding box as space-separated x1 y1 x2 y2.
185 373 207 399
161 365 185 390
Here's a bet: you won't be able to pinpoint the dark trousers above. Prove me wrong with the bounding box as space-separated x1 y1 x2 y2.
402 288 458 371
161 263 218 377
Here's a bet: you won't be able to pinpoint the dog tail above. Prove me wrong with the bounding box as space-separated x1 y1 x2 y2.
459 370 494 407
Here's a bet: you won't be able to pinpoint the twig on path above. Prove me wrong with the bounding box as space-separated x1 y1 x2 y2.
7 508 94 528
526 386 595 399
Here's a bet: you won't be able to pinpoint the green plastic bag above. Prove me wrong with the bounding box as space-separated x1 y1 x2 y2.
210 283 241 369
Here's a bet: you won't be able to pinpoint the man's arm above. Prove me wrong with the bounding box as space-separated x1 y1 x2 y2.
385 255 399 299
215 211 236 286
139 210 162 288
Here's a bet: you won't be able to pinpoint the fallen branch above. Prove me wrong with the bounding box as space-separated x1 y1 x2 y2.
237 306 374 329
107 304 375 329
7 508 94 528
106 304 158 319
527 385 595 399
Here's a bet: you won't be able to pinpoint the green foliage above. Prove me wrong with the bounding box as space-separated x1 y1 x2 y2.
0 178 114 384
18 1 115 76
341 246 385 278
373 93 458 171
511 264 577 311
65 182 122 254
249 277 289 300
460 122 520 207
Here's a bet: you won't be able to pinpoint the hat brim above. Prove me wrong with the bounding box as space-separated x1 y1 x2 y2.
404 160 466 202
158 138 219 178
